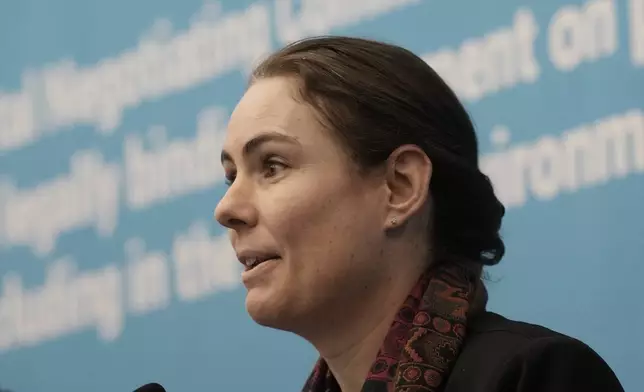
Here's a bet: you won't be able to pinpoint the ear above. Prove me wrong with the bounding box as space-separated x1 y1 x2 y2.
383 145 432 230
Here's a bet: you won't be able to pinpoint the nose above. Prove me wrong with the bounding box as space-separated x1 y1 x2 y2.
214 180 258 230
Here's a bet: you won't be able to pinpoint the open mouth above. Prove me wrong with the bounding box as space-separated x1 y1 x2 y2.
243 256 281 271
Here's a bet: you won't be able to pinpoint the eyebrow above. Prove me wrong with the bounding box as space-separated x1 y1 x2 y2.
221 131 301 164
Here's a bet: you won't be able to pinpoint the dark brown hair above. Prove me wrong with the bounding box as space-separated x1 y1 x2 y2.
252 36 505 266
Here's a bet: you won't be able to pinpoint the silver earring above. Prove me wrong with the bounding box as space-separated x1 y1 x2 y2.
391 217 398 225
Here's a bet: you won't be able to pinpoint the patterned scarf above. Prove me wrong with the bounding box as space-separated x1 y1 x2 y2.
302 262 483 392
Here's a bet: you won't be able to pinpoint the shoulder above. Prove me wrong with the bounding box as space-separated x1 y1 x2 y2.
444 311 624 392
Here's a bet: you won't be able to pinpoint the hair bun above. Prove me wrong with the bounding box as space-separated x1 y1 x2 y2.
430 153 506 266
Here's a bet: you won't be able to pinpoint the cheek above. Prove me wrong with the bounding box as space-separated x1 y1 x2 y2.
262 179 380 275
266 183 341 245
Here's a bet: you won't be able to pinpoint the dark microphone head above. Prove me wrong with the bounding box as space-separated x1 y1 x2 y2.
134 383 166 392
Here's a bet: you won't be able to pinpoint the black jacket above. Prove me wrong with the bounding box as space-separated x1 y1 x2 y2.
442 312 625 392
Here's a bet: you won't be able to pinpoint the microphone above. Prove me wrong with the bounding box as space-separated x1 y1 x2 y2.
134 383 166 392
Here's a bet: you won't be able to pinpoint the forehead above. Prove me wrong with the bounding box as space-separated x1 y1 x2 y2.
226 77 319 145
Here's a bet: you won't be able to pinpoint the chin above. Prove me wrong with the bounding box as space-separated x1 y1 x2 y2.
245 289 284 327
245 289 299 331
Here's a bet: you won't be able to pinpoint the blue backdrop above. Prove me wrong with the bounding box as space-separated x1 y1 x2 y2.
1 0 642 391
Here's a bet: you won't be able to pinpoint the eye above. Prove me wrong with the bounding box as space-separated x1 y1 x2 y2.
224 170 236 186
262 157 287 179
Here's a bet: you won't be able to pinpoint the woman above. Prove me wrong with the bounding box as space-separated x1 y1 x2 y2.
214 36 624 392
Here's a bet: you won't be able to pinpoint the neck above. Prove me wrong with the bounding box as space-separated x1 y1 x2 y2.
311 262 424 392
324 311 394 392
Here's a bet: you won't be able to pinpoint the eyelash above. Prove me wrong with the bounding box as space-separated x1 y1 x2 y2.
263 159 286 178
224 156 287 186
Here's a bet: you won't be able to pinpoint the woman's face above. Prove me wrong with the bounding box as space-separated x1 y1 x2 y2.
215 77 390 332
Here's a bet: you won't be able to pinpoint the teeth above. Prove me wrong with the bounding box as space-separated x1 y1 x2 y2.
243 256 279 269
245 258 260 268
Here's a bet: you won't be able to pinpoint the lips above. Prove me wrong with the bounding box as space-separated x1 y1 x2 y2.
238 253 281 271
